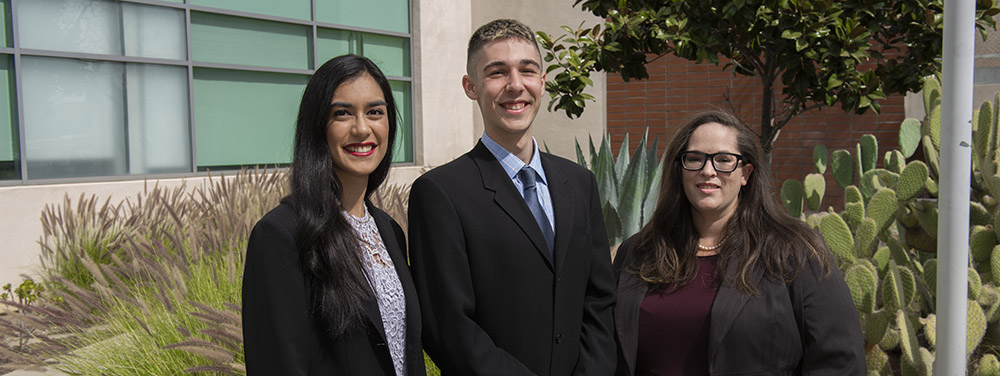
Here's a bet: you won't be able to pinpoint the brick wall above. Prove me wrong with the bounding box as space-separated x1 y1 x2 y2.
605 54 907 209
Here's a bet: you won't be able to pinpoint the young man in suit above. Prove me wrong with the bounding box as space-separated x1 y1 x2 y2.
408 19 616 375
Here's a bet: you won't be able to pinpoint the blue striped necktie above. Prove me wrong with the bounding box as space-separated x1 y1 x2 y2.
518 166 554 256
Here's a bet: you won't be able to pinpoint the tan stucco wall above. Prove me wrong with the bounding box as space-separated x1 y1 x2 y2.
0 0 607 286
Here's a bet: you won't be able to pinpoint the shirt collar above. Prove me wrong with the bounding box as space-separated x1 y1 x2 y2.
481 132 548 184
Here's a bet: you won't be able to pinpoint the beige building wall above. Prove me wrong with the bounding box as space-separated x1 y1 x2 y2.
0 0 609 287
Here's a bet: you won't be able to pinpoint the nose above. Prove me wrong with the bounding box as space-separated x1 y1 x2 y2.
349 115 373 137
699 159 717 176
507 71 525 92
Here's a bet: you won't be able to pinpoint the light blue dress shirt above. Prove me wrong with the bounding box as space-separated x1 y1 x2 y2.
481 132 556 232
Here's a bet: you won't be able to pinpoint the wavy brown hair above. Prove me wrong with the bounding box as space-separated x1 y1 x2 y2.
623 110 831 294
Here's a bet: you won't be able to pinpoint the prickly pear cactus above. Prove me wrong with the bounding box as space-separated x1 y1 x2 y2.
788 76 1000 375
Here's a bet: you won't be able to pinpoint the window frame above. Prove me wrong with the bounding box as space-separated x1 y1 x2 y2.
0 0 415 186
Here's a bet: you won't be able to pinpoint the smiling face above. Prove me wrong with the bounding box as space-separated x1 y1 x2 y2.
327 73 389 187
681 122 754 223
462 38 545 140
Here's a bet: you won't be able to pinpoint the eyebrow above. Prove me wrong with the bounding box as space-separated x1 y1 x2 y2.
482 59 541 73
330 100 388 108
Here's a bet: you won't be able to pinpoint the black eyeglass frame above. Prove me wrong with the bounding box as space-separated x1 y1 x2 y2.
678 151 746 173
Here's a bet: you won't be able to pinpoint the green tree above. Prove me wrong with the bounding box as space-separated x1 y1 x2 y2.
539 0 999 154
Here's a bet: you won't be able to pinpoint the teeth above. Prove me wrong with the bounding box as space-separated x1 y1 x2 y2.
345 145 374 153
505 102 526 110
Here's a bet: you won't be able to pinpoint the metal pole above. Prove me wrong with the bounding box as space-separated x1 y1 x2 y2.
934 0 975 373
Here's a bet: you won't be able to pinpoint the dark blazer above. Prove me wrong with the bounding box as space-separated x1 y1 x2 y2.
242 201 425 376
613 236 865 376
408 141 617 375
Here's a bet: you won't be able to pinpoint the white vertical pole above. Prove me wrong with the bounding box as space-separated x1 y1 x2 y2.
934 0 975 374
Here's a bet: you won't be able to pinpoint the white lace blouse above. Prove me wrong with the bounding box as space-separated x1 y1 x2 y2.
344 207 407 376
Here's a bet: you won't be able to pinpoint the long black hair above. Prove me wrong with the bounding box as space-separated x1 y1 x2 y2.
288 54 398 336
625 110 830 294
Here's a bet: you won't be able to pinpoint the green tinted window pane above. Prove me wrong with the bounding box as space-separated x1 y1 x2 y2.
0 1 10 47
390 80 411 163
0 55 15 179
191 0 309 20
316 30 409 77
316 0 409 34
364 34 410 77
191 12 310 70
316 29 361 66
193 68 306 167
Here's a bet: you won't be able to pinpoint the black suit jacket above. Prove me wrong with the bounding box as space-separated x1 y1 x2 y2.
242 201 425 376
408 141 617 375
613 236 865 376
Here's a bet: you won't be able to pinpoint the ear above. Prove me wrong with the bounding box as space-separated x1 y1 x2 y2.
741 163 754 186
462 75 478 100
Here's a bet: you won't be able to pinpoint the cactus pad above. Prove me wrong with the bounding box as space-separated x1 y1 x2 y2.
976 354 1000 376
859 134 878 176
971 202 991 227
971 225 998 263
854 218 878 258
781 179 804 218
971 268 984 300
813 144 828 174
969 300 988 356
897 161 928 201
820 213 855 264
831 150 854 189
885 150 906 174
924 105 942 151
803 173 826 211
900 118 922 158
846 265 878 313
866 188 897 236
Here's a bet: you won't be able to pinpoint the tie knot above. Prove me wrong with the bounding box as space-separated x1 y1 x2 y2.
519 167 538 188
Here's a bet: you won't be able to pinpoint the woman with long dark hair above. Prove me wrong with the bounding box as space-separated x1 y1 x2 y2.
613 110 864 375
242 54 424 375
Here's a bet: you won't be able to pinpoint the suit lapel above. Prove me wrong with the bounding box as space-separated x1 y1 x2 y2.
707 265 765 365
472 142 555 269
616 273 647 376
541 153 573 273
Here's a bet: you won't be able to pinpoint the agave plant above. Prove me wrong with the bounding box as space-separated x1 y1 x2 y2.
575 130 665 246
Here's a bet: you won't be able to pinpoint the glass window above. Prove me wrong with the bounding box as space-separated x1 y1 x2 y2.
0 55 15 180
191 0 310 21
126 64 191 174
316 29 361 66
121 5 186 60
363 33 410 77
317 29 409 77
190 12 310 70
0 1 11 48
315 0 410 35
22 57 126 179
19 0 122 56
390 80 412 163
192 68 306 169
19 1 184 60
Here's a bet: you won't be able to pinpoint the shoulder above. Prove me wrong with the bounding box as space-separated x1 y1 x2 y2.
613 234 641 273
247 203 299 254
540 152 592 177
253 203 297 235
415 151 479 185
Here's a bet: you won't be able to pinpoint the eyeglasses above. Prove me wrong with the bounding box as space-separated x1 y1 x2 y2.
678 151 745 173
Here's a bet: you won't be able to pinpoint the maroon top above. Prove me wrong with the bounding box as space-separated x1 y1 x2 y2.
635 255 719 376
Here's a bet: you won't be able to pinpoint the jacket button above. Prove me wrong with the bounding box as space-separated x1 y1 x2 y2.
555 334 563 344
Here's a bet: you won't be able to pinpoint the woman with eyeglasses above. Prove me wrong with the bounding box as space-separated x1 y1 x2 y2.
612 110 864 375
